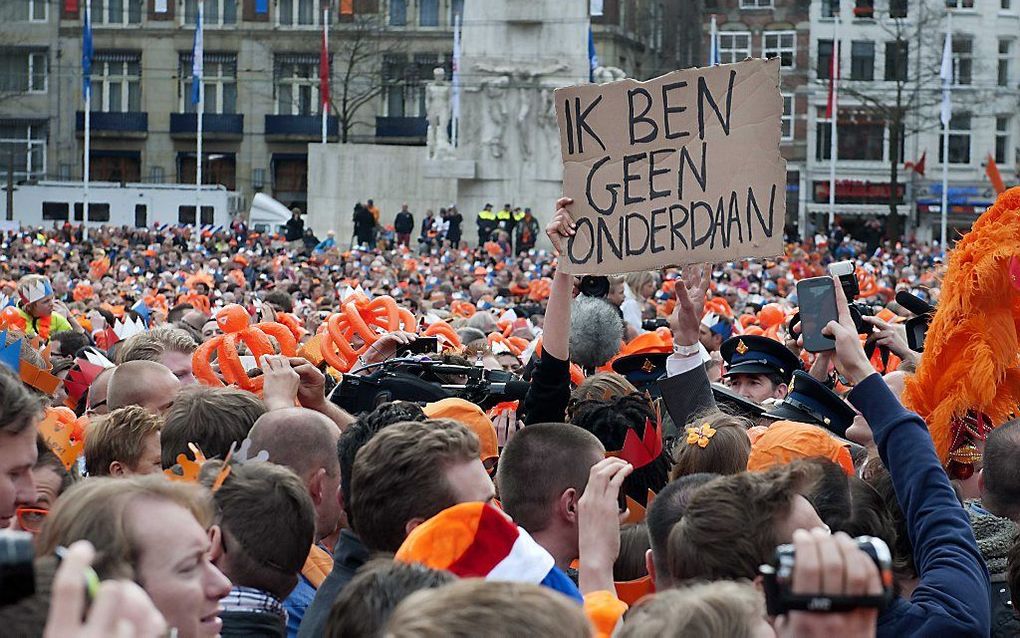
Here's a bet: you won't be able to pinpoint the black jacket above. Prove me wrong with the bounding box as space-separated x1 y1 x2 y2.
523 350 571 425
284 217 304 242
296 529 370 638
657 363 717 429
220 611 286 638
394 211 414 234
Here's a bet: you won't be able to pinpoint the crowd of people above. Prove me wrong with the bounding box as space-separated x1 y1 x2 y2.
0 186 1018 638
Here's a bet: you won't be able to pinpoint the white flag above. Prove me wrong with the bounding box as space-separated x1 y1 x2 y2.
939 28 952 127
155 0 167 12
591 0 604 16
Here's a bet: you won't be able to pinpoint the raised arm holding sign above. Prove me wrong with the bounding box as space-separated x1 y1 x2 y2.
554 58 787 275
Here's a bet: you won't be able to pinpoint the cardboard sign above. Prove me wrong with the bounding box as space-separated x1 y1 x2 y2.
555 58 786 275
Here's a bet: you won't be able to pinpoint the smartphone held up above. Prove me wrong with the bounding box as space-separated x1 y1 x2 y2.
796 277 838 353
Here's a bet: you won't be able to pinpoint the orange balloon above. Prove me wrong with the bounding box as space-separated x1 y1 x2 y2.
758 303 785 329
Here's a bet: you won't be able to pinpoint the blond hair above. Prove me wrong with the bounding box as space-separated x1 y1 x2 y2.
37 476 212 580
84 406 163 476
616 581 765 638
670 411 753 480
624 271 656 299
384 580 591 638
117 326 197 364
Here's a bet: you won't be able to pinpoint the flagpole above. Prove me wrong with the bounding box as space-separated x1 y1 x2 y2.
709 14 717 65
940 11 952 251
452 13 461 148
828 13 840 228
321 7 328 145
83 2 91 237
195 2 203 237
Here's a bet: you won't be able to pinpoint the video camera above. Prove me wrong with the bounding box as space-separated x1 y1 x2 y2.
895 290 934 353
760 535 893 616
328 356 530 415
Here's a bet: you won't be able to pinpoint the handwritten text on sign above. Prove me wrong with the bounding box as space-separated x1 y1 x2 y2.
555 58 786 275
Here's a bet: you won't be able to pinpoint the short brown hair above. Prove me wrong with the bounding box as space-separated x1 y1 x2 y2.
384 580 591 638
350 420 479 552
200 460 315 599
84 406 162 477
117 327 197 364
37 476 212 580
0 367 43 434
668 463 815 583
495 423 604 533
325 559 455 638
161 386 265 468
670 413 752 480
617 581 764 637
568 373 638 419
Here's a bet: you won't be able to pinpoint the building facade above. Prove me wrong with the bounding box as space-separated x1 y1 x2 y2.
805 0 1019 241
0 0 464 216
0 0 688 220
702 0 812 232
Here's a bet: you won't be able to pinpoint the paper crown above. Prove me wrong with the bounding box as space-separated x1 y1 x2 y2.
610 417 664 470
0 330 60 395
112 316 147 341
18 279 53 304
63 358 110 408
38 407 86 470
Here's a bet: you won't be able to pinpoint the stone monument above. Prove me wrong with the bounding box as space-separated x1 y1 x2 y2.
307 0 590 244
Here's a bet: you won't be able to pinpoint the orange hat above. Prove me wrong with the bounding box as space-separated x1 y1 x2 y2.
423 398 498 467
746 420 854 476
758 303 785 329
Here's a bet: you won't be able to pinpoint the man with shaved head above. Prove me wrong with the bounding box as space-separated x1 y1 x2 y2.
86 366 115 416
106 360 181 414
249 407 343 636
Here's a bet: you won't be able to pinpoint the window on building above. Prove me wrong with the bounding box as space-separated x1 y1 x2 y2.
999 39 1012 87
89 0 143 25
277 0 317 26
29 0 46 21
817 39 834 79
0 49 47 93
815 113 886 161
148 165 165 183
946 0 975 8
854 0 875 19
88 151 140 182
90 53 141 113
178 152 236 190
1004 0 1013 10
740 0 772 8
451 0 464 24
183 0 237 26
850 41 874 80
996 116 1011 164
889 0 908 18
0 121 46 180
821 0 840 17
275 55 322 116
180 53 237 114
781 93 794 140
389 0 406 26
419 0 438 26
939 113 971 164
884 41 908 81
383 53 450 117
763 31 796 68
952 36 973 85
718 32 752 64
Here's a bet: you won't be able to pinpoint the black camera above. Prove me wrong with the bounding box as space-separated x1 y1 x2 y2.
329 357 530 415
760 535 893 616
895 291 935 353
642 318 669 331
0 530 35 606
578 275 610 299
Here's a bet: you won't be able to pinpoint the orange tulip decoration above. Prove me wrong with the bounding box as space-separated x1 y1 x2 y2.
193 304 298 393
320 295 419 373
423 320 463 350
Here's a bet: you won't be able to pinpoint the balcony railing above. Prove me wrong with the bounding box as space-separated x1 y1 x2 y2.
265 114 338 140
75 111 148 134
170 113 244 138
